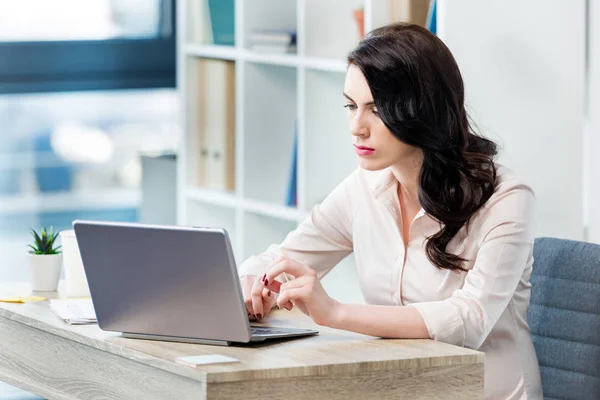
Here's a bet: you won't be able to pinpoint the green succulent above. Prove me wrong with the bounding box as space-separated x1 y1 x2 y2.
28 226 62 255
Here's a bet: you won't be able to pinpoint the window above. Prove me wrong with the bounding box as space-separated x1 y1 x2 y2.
0 1 179 283
0 89 179 281
0 0 176 93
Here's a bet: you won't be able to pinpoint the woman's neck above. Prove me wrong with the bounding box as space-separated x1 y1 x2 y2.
390 153 423 208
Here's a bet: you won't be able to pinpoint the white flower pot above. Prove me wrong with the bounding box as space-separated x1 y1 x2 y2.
28 253 63 292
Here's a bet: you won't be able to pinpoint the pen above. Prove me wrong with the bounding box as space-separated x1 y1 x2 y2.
280 271 290 285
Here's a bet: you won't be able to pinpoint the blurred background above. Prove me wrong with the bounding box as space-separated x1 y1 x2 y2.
1 0 599 397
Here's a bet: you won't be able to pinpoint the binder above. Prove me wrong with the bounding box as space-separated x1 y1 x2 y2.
195 59 236 191
389 0 431 27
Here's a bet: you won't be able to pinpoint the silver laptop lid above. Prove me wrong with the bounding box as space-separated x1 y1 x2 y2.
72 220 252 343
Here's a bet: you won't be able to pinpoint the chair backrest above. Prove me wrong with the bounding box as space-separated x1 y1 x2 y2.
529 237 600 400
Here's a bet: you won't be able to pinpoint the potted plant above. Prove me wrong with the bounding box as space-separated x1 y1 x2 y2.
27 226 63 291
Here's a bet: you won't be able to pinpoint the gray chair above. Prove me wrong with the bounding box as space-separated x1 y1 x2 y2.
528 237 600 400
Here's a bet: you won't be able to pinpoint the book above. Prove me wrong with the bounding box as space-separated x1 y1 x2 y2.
426 0 437 34
49 299 97 325
286 122 298 207
250 44 297 55
188 0 213 44
249 30 297 46
207 0 235 46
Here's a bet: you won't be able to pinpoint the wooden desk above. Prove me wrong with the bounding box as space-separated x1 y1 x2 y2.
0 283 484 399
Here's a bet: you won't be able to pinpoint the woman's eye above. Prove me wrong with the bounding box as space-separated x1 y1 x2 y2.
343 104 357 111
372 108 379 115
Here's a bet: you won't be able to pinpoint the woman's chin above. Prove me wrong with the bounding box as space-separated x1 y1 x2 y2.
357 158 387 171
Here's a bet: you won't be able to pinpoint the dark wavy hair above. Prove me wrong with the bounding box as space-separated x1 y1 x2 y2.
348 23 498 272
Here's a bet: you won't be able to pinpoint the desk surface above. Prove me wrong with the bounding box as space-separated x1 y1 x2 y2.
0 282 485 399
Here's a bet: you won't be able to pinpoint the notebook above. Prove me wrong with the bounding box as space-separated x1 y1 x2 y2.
49 299 97 325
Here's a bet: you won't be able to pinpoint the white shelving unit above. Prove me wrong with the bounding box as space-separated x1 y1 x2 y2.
177 0 422 303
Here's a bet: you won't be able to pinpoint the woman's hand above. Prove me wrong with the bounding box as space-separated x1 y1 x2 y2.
259 256 342 327
240 274 276 321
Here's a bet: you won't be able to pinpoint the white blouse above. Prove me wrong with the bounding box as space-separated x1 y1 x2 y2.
238 164 543 400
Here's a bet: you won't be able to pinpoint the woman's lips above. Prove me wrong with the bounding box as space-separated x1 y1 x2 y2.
354 145 375 156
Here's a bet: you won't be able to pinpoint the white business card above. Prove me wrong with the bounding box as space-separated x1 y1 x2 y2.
176 354 240 367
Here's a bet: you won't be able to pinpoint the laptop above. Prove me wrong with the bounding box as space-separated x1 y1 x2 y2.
72 220 318 346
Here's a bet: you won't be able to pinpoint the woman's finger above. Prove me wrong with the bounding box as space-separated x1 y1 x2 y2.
261 287 276 314
263 287 277 311
265 279 282 293
262 259 314 287
280 276 310 292
250 278 265 320
245 299 254 315
276 287 306 309
277 277 311 311
249 267 292 311
263 276 295 310
241 275 257 317
262 287 270 297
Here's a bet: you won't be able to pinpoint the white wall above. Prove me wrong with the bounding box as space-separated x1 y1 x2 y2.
438 0 586 241
588 0 600 244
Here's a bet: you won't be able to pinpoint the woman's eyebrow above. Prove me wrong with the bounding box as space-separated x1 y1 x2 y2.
343 93 375 106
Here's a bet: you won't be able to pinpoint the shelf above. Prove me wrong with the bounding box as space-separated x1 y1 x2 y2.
0 189 140 215
185 197 237 231
184 186 308 223
242 197 308 223
183 44 347 72
184 186 240 209
243 51 302 69
243 52 348 72
178 0 446 305
184 44 239 61
180 0 366 301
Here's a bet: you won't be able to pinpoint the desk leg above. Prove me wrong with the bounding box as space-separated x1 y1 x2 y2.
207 363 484 400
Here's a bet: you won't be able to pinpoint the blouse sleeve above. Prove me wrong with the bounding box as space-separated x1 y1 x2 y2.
408 183 536 349
237 170 358 280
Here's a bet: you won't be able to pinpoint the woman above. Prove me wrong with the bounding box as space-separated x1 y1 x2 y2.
238 23 543 399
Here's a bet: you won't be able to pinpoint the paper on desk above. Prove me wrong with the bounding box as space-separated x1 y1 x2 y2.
49 299 97 325
0 295 46 303
176 354 240 367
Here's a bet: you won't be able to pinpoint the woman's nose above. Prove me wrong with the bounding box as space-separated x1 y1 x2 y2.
351 121 369 138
